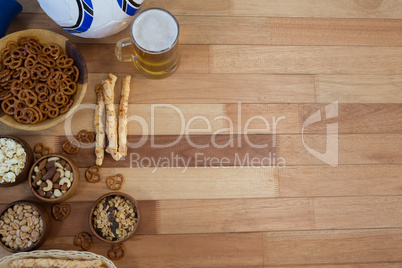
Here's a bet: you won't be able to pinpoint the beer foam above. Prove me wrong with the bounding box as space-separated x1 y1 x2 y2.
132 9 178 52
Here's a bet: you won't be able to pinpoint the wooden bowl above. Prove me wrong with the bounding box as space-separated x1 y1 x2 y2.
0 200 50 252
0 29 88 131
0 136 34 187
89 192 140 244
28 153 80 203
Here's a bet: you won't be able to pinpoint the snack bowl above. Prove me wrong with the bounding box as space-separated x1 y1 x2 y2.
0 29 88 131
0 135 34 187
89 192 140 244
28 153 79 203
0 200 50 252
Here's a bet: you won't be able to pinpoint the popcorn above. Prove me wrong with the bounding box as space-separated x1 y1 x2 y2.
0 138 26 184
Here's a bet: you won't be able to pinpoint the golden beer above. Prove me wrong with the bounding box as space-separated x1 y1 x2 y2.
115 8 180 78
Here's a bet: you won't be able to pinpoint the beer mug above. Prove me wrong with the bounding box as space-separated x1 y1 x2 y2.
115 8 180 78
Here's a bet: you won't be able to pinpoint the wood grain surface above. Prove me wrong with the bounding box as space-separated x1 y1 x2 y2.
1 0 402 267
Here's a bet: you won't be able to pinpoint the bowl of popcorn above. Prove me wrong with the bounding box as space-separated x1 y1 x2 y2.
0 136 34 187
0 200 50 252
28 153 79 203
89 192 140 243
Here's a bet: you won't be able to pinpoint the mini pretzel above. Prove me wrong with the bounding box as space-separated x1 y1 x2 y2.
42 43 61 59
56 54 74 68
74 232 92 251
106 174 124 190
51 204 71 221
14 108 34 124
108 244 125 260
85 165 102 183
1 97 19 115
18 89 38 107
78 130 96 144
63 138 80 154
34 143 52 158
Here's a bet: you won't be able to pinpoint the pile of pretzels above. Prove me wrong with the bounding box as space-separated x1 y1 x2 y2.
0 36 79 124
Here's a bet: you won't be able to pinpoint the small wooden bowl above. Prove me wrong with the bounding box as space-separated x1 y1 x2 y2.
0 200 50 252
0 136 34 187
89 192 140 244
28 153 80 203
0 29 88 131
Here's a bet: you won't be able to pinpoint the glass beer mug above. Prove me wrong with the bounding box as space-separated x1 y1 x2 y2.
115 8 180 78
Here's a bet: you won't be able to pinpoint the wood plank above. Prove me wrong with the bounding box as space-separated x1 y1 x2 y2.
277 134 402 166
11 14 402 47
0 167 278 201
0 232 263 268
84 74 315 104
263 229 402 266
233 0 402 19
19 0 231 16
0 200 157 236
269 17 402 47
0 104 226 136
314 196 402 229
77 44 209 74
158 198 314 234
272 264 402 268
299 104 402 134
209 45 402 74
279 165 402 197
4 103 401 137
179 16 269 44
57 134 276 168
226 103 300 134
316 75 402 103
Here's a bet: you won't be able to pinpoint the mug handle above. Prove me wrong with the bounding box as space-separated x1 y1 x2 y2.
115 38 134 62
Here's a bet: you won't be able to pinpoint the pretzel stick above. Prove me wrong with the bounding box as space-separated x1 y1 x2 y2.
102 73 122 161
94 84 105 166
118 75 131 156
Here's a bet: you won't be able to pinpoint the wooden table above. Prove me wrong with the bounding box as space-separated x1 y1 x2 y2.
1 0 402 267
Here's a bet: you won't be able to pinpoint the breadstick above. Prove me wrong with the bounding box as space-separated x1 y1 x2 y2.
10 258 104 268
94 84 105 166
118 75 131 156
102 73 122 161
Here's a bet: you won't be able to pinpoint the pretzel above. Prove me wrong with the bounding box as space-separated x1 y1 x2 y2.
34 143 52 158
74 232 92 251
106 174 124 190
14 108 34 124
1 97 19 115
62 138 80 154
0 36 79 124
51 204 71 221
56 54 74 68
78 130 95 145
59 98 74 115
108 244 125 260
18 89 38 107
60 79 77 95
118 75 131 157
42 43 61 58
85 165 102 183
16 66 30 80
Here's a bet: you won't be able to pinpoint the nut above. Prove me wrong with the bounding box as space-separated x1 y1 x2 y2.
59 177 71 188
42 180 53 192
93 195 137 241
0 203 43 250
31 156 74 199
